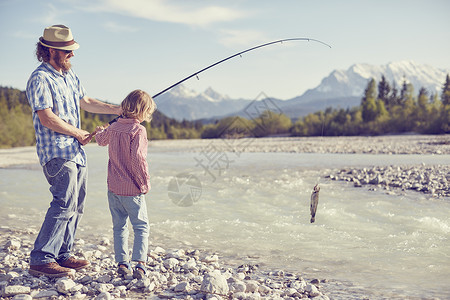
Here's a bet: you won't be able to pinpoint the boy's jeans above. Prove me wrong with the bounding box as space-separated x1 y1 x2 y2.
30 158 87 265
107 190 149 263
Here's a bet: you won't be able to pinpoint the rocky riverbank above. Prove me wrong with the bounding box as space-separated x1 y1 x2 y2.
0 228 330 300
149 135 450 155
328 164 450 197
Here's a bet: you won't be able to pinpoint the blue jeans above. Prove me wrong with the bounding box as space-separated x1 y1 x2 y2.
30 158 87 265
108 190 149 263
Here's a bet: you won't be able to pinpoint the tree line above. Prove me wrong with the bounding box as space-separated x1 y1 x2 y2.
0 86 202 148
0 74 449 148
290 75 450 136
202 74 450 138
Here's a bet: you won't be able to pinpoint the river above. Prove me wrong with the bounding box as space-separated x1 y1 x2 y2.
1 142 449 299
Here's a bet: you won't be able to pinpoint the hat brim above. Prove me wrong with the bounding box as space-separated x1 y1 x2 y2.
39 38 80 51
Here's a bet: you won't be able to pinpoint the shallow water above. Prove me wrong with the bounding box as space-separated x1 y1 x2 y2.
1 144 449 299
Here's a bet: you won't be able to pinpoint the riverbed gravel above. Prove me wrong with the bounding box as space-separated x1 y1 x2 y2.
0 228 331 300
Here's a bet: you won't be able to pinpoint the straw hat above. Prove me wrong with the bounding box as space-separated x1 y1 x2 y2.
39 24 79 51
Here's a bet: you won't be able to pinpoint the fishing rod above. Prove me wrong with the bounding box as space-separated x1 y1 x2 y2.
103 37 331 127
152 37 331 98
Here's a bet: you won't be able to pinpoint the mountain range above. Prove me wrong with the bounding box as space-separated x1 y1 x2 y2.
154 61 450 121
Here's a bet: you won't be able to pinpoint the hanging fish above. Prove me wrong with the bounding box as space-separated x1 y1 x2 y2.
310 184 320 223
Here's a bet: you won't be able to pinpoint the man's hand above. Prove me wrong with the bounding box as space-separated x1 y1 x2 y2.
77 129 93 145
37 109 92 144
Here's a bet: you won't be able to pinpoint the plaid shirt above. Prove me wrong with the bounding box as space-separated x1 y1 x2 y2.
95 118 150 196
26 62 87 166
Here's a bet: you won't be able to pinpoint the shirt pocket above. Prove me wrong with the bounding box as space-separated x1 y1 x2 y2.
53 90 78 122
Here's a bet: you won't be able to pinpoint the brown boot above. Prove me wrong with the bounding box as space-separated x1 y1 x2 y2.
29 262 75 278
118 264 132 277
59 257 90 270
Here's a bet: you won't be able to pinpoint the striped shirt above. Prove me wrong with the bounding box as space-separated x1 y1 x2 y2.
26 62 87 166
95 118 150 196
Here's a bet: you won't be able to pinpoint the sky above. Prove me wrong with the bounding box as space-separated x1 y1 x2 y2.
1 0 449 104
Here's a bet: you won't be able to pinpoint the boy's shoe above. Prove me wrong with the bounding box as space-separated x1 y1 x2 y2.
133 263 147 279
118 263 132 277
29 262 75 278
59 257 90 270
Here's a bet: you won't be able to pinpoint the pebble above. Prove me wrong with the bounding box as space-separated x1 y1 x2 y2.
200 270 229 295
0 230 329 300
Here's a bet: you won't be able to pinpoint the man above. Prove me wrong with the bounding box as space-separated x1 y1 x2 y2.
26 24 121 278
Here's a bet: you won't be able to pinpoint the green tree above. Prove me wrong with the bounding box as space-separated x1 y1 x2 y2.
440 74 450 132
201 117 254 139
252 111 292 137
378 75 391 107
414 87 430 131
399 80 414 105
291 112 324 136
389 81 399 106
442 74 450 106
361 79 378 122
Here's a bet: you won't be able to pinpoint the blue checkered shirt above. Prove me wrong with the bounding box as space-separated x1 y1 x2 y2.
26 62 87 166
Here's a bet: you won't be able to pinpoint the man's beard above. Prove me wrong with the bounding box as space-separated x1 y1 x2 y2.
55 51 72 72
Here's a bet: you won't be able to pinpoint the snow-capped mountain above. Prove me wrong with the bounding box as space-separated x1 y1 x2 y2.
155 85 253 121
155 61 450 121
306 60 447 99
277 60 450 117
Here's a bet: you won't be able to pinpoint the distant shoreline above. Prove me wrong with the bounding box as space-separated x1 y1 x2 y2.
148 134 450 155
1 134 448 168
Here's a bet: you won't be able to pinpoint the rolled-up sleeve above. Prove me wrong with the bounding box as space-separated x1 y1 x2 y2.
26 74 53 112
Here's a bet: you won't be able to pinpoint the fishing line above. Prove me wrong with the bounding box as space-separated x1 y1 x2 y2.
105 37 331 125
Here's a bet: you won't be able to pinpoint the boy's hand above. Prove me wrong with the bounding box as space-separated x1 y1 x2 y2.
88 124 109 140
95 125 106 133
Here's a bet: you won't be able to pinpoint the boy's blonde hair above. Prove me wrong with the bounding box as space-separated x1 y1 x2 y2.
121 89 157 122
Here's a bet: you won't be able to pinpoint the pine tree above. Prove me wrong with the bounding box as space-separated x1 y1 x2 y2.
361 78 378 122
378 75 391 107
389 81 399 106
414 87 430 131
399 80 414 105
442 74 450 105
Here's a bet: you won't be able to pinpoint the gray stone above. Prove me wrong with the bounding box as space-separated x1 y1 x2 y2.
143 281 156 293
245 280 259 293
163 257 179 269
32 289 59 298
2 285 31 297
56 278 77 294
305 284 320 297
230 280 246 293
12 295 32 300
70 291 87 299
5 240 21 251
202 254 219 263
95 291 111 300
96 274 112 283
200 270 229 295
174 281 190 292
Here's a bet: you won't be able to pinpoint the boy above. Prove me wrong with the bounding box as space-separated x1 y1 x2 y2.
95 90 156 278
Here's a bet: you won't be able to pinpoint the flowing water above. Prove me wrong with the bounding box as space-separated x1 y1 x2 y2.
1 144 449 299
